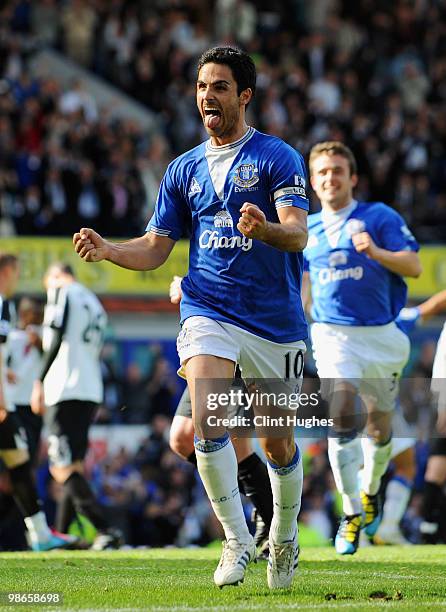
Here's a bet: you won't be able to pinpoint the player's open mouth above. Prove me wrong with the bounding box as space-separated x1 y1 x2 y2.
204 107 222 129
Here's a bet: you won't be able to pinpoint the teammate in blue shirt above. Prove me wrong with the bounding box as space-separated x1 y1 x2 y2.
303 141 422 555
74 46 309 589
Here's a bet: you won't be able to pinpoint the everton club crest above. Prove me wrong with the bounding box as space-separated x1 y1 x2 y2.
233 163 259 189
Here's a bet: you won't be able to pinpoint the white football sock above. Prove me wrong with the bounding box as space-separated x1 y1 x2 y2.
267 445 303 544
381 476 412 528
195 434 250 543
328 436 362 516
361 436 392 496
24 511 52 544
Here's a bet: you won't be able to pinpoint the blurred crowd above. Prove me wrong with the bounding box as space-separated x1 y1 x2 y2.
0 0 445 240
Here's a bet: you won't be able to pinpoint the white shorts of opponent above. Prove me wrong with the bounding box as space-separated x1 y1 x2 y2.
177 315 306 405
311 321 410 413
431 323 446 411
391 408 416 457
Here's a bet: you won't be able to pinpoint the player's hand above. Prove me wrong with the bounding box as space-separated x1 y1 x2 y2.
436 411 446 436
351 231 380 259
26 326 42 350
6 369 17 384
73 228 110 262
237 203 267 240
169 275 183 304
0 404 8 423
31 380 45 416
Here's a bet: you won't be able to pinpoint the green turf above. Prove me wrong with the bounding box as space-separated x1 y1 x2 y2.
0 546 445 611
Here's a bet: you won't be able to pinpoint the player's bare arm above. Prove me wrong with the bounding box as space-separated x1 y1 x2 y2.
418 289 446 319
73 228 176 271
301 271 312 312
352 231 422 278
237 203 307 252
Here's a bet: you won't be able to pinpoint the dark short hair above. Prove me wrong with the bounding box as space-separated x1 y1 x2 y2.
0 253 18 271
309 141 358 176
197 46 256 99
46 262 75 277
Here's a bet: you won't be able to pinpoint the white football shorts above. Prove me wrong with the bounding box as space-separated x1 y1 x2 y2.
391 408 416 457
431 323 446 411
176 315 306 404
311 321 410 413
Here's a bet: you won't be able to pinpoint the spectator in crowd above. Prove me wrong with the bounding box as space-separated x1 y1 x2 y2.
0 0 444 240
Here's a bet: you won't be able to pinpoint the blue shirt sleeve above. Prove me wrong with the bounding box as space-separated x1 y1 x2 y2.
145 163 188 241
268 142 309 212
377 206 419 253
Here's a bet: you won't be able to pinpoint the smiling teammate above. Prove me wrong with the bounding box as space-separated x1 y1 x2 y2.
303 141 421 555
74 46 309 589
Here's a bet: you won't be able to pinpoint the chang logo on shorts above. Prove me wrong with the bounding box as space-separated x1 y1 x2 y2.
318 266 364 285
199 230 252 251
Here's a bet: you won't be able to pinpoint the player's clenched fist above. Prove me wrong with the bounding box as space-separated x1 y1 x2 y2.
351 231 379 259
237 202 267 240
73 228 109 262
169 275 183 304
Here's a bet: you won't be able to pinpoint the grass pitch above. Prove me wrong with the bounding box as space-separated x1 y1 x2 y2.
0 546 445 611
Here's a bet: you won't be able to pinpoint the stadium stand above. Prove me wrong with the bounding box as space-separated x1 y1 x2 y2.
0 0 445 239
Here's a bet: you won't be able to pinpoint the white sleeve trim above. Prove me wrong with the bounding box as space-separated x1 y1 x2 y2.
149 227 172 237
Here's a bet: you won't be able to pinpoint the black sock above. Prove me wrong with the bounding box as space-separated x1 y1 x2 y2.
422 481 444 523
238 453 273 527
187 451 197 466
63 473 108 532
8 462 40 518
55 487 77 533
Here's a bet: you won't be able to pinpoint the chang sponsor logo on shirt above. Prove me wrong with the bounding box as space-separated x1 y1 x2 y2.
199 230 252 252
198 211 252 251
318 265 364 285
318 250 363 285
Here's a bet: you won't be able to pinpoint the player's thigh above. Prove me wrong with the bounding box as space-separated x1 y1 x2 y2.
0 413 30 468
177 316 238 437
15 405 42 465
361 324 410 413
311 323 363 381
177 316 239 379
228 324 306 397
45 400 97 469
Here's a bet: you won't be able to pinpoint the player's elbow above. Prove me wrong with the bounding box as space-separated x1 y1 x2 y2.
409 258 422 278
294 226 308 251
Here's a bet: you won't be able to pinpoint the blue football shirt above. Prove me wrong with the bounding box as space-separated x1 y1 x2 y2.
303 201 419 326
147 127 309 342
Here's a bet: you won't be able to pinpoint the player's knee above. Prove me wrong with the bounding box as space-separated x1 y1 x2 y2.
329 388 366 434
169 418 194 459
261 437 295 467
394 448 416 481
50 464 78 484
424 456 446 485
